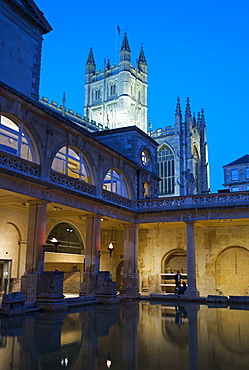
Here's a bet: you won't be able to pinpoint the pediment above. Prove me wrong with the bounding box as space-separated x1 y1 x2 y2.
9 0 52 34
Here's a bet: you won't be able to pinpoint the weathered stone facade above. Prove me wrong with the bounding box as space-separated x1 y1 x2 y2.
84 36 147 132
0 0 248 301
0 0 52 100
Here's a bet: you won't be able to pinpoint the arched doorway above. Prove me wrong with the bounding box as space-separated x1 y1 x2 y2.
216 246 249 296
161 250 187 292
45 222 85 295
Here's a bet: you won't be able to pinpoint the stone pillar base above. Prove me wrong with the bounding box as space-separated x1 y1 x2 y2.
80 272 97 296
36 299 67 312
36 271 67 312
95 271 119 304
21 273 39 302
120 273 140 297
185 287 200 298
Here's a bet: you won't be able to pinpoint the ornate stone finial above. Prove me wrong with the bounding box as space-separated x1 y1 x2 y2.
149 117 152 131
175 97 182 118
138 46 147 65
120 32 131 52
197 111 201 125
201 108 205 124
106 59 110 70
86 47 95 65
185 97 192 118
61 92 66 116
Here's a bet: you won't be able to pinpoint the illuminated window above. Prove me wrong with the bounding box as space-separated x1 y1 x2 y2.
158 146 174 195
52 146 92 182
246 168 249 179
103 168 129 198
231 170 238 181
0 114 38 162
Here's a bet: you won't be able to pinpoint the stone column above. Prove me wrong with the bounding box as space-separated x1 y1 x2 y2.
80 215 101 296
25 200 49 273
122 224 139 296
185 221 199 297
21 200 48 301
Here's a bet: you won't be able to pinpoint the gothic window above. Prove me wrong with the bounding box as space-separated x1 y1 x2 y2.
103 168 129 198
93 87 101 101
0 114 38 163
108 81 117 97
193 146 199 193
158 146 174 195
52 146 92 183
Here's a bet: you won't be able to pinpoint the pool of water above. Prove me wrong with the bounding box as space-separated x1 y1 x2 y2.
0 301 249 369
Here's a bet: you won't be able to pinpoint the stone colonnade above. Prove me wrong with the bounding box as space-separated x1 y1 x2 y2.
21 199 199 297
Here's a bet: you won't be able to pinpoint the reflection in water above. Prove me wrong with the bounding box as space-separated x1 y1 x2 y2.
0 302 249 369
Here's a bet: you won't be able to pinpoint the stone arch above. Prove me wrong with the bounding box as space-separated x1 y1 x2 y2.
161 249 187 293
102 167 132 199
6 222 22 278
0 113 40 163
215 246 249 296
51 145 94 184
162 249 187 274
46 221 84 255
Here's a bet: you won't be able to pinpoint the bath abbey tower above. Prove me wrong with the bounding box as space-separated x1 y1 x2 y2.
3 0 249 302
84 34 210 197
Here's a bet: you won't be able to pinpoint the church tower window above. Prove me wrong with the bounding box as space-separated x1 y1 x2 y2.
158 146 175 195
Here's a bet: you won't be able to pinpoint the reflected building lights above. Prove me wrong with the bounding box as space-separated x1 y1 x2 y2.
106 358 112 368
60 356 69 366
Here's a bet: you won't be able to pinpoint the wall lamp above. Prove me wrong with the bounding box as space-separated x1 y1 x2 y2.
107 242 114 257
42 237 61 253
98 243 115 258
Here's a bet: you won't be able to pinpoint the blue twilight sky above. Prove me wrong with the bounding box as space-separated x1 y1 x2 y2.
35 0 249 193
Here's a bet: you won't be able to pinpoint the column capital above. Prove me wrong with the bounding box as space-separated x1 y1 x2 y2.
184 219 197 224
27 199 50 206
